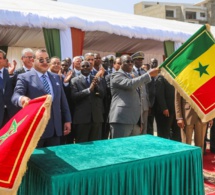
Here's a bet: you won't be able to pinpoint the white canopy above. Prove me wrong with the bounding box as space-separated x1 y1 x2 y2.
1 0 215 64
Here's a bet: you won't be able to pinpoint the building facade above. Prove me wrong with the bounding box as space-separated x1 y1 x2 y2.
134 0 215 25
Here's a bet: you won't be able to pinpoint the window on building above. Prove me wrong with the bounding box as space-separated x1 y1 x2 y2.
166 10 174 18
200 12 206 17
145 5 152 8
186 11 196 19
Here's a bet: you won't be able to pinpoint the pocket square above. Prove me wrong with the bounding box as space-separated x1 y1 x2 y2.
56 82 60 85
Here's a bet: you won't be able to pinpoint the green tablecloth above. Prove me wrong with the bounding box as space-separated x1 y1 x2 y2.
18 135 204 195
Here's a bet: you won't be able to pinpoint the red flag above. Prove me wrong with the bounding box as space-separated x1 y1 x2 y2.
0 95 52 195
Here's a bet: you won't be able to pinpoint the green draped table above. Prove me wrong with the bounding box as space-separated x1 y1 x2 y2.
18 135 204 195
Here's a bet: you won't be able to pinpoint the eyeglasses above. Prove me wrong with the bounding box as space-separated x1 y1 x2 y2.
81 64 90 68
124 60 133 64
23 56 33 59
37 58 50 63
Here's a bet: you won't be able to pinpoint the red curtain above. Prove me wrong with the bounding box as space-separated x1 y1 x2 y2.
71 28 85 57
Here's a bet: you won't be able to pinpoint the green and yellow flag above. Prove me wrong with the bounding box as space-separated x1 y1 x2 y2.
160 24 215 122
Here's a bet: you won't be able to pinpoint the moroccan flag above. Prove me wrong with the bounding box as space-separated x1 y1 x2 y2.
160 24 215 122
0 95 52 195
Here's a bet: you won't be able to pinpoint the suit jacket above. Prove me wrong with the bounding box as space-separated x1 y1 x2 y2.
7 67 27 118
12 67 26 87
132 68 149 111
14 67 26 75
91 69 98 76
12 69 71 138
109 69 151 124
175 90 206 125
70 69 81 80
154 75 175 114
147 77 156 108
0 68 13 127
71 74 104 124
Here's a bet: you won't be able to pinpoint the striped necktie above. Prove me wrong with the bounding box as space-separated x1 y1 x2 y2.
41 74 51 94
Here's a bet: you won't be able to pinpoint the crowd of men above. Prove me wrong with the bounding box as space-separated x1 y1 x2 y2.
0 48 214 154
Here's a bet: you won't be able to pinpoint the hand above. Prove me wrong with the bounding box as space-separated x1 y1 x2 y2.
163 109 169 117
96 68 105 78
20 96 31 107
148 67 160 78
177 119 185 129
57 69 62 79
63 70 73 83
8 60 17 75
89 77 98 92
130 73 135 78
63 122 71 135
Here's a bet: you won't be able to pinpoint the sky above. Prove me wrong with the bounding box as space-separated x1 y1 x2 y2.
59 0 202 14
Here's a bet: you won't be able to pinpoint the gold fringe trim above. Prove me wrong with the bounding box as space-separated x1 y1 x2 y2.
0 95 52 195
161 69 214 123
205 24 211 32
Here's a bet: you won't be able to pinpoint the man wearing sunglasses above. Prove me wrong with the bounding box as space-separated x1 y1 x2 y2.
109 54 159 139
12 49 71 148
71 60 105 143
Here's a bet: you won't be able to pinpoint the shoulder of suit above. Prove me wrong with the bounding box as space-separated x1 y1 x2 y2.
111 70 124 78
3 68 9 78
14 67 25 74
71 75 81 83
156 74 164 80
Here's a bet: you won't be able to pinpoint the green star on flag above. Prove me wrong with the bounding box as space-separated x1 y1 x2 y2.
159 24 215 122
194 62 209 77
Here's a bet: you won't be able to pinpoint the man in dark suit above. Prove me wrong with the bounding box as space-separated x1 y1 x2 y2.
0 49 14 128
12 49 71 147
109 54 159 138
146 58 158 135
71 60 104 143
154 74 181 141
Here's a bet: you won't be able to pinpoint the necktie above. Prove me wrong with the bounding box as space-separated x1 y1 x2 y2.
85 77 90 87
138 68 141 76
0 71 3 89
41 74 51 94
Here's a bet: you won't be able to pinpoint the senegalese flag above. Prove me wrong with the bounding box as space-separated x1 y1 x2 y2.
0 95 52 195
160 24 215 122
